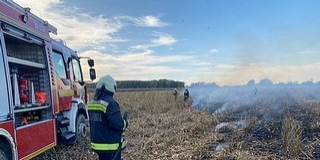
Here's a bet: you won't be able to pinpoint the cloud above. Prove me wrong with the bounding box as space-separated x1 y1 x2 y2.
114 15 168 27
130 44 150 50
130 15 168 27
15 0 170 51
14 0 61 10
79 49 192 81
14 0 125 50
130 33 177 51
151 35 177 46
211 49 219 54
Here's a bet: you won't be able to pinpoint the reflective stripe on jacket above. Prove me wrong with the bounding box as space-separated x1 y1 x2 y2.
91 140 127 151
88 100 108 113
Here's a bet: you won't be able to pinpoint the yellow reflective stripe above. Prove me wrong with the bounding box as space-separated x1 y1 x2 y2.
23 143 56 159
88 103 107 113
89 100 109 107
58 89 81 97
122 140 127 148
91 141 126 151
58 89 74 97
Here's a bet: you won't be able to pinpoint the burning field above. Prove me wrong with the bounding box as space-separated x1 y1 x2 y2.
34 83 320 160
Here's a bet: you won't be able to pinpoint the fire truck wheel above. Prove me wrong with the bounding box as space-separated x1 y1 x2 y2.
0 139 11 160
75 114 87 143
0 150 8 160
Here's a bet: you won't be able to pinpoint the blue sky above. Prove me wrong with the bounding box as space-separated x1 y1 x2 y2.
15 0 320 86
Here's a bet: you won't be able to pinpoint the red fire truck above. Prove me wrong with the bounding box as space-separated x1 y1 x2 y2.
0 0 96 159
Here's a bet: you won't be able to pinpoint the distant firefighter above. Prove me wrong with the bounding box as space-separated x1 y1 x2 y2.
183 88 192 112
173 88 178 101
183 88 189 102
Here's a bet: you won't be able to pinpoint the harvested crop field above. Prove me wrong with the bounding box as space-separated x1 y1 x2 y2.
34 89 320 160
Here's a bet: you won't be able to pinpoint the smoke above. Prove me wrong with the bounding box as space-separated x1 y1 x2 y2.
215 120 248 132
189 80 320 121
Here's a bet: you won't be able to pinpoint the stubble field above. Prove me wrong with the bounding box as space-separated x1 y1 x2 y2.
34 89 320 160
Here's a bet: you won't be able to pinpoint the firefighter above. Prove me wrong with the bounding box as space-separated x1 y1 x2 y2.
173 88 178 101
88 75 128 160
183 88 189 102
183 88 191 111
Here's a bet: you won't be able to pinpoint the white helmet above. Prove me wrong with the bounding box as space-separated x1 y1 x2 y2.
96 75 117 93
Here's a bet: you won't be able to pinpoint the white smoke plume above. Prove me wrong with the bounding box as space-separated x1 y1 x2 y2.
189 79 320 121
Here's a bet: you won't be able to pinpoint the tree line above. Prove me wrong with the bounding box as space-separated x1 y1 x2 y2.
86 79 185 89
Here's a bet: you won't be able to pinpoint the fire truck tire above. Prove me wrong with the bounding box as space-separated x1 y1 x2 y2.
0 139 11 160
75 114 87 143
0 150 8 160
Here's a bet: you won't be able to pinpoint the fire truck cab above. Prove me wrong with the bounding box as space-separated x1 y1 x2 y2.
0 0 96 159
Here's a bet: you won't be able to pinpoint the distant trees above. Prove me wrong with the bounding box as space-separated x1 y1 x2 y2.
86 79 185 89
189 82 219 88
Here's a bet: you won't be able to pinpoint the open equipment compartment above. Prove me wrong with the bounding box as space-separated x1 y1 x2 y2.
4 31 53 127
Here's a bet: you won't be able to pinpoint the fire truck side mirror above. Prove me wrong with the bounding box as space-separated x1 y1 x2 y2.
89 68 96 81
88 59 94 67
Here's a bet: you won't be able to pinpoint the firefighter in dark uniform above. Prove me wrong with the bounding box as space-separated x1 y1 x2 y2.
183 88 191 111
88 75 128 160
183 88 189 102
